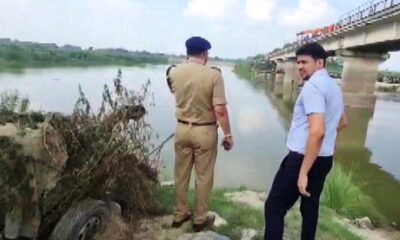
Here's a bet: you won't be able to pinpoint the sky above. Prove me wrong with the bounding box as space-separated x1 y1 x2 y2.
0 0 398 70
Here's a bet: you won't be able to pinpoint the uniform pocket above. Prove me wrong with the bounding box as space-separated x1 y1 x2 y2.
192 126 217 150
175 124 190 146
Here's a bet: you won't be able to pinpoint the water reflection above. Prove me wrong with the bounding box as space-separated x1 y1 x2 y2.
273 73 284 98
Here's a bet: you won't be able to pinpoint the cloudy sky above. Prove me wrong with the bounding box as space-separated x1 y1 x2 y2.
0 0 398 70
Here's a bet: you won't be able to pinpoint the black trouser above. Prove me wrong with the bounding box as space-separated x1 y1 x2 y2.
264 151 333 240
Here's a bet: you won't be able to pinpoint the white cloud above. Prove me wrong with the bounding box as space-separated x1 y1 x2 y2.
183 0 238 20
278 0 336 27
245 0 277 21
0 0 145 48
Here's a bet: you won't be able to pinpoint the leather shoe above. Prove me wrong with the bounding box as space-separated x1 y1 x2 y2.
193 215 216 232
171 213 192 228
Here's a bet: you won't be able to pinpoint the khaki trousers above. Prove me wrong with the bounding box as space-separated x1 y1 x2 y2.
173 123 217 224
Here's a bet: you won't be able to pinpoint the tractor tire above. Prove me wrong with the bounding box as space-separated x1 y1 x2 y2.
49 199 111 240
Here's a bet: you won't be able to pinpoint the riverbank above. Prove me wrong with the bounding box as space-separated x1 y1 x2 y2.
234 62 400 93
95 164 400 239
168 164 399 238
376 82 400 93
0 39 168 72
233 63 255 80
153 187 369 240
100 188 398 239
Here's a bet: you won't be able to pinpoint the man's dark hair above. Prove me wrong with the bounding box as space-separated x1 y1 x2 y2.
295 42 327 65
186 49 206 56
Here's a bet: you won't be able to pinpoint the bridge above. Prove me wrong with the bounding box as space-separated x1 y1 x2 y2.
267 0 400 108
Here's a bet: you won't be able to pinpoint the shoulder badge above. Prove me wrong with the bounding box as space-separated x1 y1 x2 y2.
211 66 221 73
166 64 176 76
166 65 176 93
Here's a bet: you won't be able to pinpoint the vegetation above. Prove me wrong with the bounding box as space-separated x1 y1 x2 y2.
326 57 400 83
326 58 343 77
158 186 265 239
235 54 400 85
322 164 364 213
0 38 168 71
285 205 363 240
233 62 255 80
0 71 163 239
322 164 385 226
157 186 363 240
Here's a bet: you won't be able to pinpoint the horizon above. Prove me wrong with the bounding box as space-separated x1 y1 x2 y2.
0 0 399 70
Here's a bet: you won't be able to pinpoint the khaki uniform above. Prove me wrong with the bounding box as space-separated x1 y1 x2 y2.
168 59 227 224
0 121 68 239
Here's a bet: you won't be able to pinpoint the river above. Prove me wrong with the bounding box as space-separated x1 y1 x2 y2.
0 64 399 224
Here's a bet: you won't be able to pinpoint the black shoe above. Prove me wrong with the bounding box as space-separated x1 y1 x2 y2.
17 237 34 240
193 215 215 232
0 233 13 240
171 213 192 228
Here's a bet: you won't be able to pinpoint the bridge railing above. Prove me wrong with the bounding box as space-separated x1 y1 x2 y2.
268 0 400 58
339 0 400 27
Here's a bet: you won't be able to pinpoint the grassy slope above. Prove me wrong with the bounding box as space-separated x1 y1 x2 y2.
157 185 362 240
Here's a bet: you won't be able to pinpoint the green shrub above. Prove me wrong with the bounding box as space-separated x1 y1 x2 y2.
322 164 363 213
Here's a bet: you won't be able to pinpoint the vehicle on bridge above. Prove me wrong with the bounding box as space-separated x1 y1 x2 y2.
296 24 341 43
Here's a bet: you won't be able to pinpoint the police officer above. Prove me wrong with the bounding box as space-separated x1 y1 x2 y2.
167 36 233 232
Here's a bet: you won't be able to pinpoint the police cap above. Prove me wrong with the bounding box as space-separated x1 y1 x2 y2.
185 36 211 55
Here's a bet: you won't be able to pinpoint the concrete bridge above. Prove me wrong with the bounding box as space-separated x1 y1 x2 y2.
267 0 400 108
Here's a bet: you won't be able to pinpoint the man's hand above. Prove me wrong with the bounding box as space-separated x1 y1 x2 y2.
221 135 233 151
297 174 311 197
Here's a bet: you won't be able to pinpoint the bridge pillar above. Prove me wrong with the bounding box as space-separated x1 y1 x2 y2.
339 50 389 109
283 58 301 101
274 59 285 74
272 59 285 98
274 73 284 98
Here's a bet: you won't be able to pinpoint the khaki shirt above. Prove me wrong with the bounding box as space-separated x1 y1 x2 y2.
168 59 227 123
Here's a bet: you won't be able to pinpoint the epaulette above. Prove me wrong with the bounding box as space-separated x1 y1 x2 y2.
211 66 221 73
166 65 176 93
166 64 176 76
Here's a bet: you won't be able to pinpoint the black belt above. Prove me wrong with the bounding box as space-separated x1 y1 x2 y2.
178 119 216 126
289 151 333 160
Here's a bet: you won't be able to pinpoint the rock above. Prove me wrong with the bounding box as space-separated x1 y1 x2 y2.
354 217 374 230
107 201 122 216
241 228 258 240
257 192 267 202
224 191 265 209
132 215 191 240
209 211 227 227
178 231 230 240
343 218 351 224
161 180 174 187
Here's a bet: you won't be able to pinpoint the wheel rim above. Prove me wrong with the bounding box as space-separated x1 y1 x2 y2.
77 216 101 240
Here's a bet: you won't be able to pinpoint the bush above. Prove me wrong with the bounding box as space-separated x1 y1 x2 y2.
0 70 163 239
322 163 384 225
322 164 363 213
